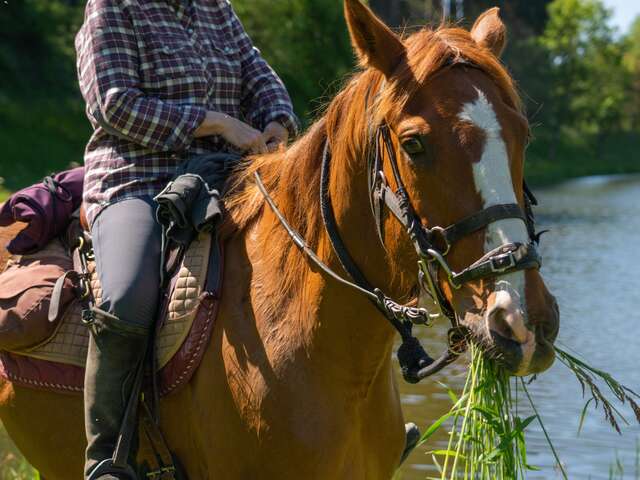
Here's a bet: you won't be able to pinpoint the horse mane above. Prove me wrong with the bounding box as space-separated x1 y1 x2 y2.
224 24 522 304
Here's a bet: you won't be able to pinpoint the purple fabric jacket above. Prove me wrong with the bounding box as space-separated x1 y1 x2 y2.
0 167 85 254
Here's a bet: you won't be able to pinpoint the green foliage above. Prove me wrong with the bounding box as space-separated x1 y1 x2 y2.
537 0 628 148
425 345 548 480
0 0 84 94
1 0 640 190
233 0 355 122
0 426 38 479
0 0 87 190
622 18 640 131
0 96 89 191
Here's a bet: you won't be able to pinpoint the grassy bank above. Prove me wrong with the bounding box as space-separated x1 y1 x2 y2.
0 427 37 479
526 132 640 185
0 95 88 192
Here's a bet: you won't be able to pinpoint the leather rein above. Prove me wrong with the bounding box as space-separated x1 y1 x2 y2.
254 123 542 383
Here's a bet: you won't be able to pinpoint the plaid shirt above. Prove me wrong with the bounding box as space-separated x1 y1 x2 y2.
76 0 298 226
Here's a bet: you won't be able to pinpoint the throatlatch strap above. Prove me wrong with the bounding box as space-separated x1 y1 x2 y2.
320 141 376 292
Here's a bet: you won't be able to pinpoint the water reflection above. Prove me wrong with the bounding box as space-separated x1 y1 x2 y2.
397 175 640 480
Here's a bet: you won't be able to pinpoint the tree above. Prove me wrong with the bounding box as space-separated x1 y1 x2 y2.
369 0 404 26
623 17 640 131
538 0 627 157
233 0 355 122
0 0 84 93
463 0 550 35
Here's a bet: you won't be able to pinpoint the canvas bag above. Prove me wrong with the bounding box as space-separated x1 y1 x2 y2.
0 238 76 351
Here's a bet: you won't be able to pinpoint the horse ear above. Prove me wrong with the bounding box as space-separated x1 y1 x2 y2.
344 0 405 78
470 7 507 57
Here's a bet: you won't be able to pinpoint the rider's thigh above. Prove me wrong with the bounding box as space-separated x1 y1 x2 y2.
91 196 162 327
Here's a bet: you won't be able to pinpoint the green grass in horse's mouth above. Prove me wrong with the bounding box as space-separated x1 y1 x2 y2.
420 344 640 479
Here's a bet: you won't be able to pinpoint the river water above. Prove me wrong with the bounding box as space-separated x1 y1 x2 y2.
397 175 640 479
1 175 639 478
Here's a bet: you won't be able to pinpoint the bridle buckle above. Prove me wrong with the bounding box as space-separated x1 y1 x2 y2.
427 226 451 256
490 251 517 273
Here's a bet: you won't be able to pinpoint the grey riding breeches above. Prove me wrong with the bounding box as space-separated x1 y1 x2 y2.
91 196 162 331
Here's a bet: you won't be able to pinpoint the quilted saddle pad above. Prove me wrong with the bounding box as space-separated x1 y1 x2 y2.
0 232 224 396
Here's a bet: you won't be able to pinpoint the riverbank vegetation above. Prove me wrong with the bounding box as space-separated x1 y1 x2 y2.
0 428 37 480
420 344 544 479
2 0 640 191
420 344 640 479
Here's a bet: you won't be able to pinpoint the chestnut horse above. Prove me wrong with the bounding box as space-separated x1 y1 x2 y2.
0 2 559 478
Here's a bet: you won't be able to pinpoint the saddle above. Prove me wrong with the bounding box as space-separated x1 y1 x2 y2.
0 221 224 397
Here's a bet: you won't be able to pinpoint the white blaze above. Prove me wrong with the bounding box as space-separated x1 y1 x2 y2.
459 89 534 367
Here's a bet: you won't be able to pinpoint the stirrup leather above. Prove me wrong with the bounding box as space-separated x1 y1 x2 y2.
88 459 137 480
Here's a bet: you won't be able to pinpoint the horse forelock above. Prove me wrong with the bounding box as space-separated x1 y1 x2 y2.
379 27 522 125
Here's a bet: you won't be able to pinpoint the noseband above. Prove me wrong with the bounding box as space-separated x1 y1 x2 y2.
255 123 542 383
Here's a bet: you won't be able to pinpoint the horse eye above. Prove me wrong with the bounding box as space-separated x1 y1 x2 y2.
401 136 425 155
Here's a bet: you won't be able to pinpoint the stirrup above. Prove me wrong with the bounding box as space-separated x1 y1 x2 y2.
88 459 137 480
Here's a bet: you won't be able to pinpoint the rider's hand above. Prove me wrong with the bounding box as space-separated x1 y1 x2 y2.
263 121 289 152
194 112 268 154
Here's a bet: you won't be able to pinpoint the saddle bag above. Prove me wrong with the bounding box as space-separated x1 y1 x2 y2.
0 238 76 351
0 167 84 255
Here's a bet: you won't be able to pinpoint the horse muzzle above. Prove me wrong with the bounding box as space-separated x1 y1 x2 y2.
459 284 559 376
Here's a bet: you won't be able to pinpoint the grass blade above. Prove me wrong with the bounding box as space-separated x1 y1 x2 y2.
520 378 569 480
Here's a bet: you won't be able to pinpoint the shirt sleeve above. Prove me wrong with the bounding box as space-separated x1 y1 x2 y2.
75 0 206 152
224 1 300 138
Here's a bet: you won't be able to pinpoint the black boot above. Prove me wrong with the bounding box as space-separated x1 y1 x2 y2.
84 308 149 480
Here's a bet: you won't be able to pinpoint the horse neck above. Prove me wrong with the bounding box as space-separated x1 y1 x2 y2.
246 122 404 391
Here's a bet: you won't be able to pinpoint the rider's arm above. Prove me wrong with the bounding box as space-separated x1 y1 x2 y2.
75 0 206 152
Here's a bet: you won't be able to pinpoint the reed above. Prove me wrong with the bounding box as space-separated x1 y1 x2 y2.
418 343 544 479
554 346 640 434
421 344 640 479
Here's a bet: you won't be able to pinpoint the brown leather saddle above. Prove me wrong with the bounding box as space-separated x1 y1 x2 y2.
0 214 225 397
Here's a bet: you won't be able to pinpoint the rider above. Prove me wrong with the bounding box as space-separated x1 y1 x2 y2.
75 0 297 477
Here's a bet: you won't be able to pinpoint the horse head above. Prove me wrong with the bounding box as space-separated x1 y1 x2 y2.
340 0 559 376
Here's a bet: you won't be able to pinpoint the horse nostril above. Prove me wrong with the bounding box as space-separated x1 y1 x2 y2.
486 295 529 344
487 307 516 342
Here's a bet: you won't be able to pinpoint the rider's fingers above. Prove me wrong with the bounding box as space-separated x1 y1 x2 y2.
250 137 269 154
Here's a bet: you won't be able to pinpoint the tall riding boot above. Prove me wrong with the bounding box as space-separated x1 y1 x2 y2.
84 308 149 480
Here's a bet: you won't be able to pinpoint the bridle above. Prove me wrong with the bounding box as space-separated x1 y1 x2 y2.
365 124 542 317
254 119 542 384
